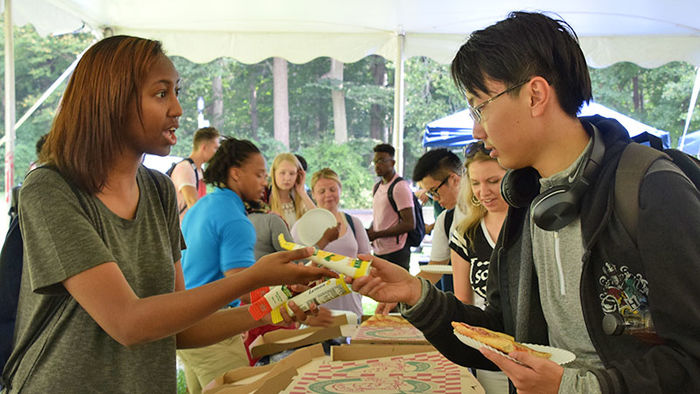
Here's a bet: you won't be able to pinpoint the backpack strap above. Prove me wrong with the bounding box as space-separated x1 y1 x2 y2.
385 176 403 215
386 177 404 243
344 213 357 239
614 143 667 244
184 157 198 188
373 176 405 244
167 157 198 191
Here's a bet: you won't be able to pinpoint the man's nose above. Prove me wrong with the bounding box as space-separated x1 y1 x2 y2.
472 123 486 140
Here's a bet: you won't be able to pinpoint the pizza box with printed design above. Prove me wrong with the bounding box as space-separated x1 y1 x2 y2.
331 343 436 361
350 314 429 345
282 351 484 394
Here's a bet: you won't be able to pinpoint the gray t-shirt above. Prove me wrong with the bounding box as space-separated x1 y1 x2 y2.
5 166 182 393
530 138 603 394
248 212 292 260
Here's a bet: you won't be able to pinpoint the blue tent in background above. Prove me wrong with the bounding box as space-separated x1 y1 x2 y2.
680 130 700 157
422 109 474 148
422 101 671 148
578 102 671 148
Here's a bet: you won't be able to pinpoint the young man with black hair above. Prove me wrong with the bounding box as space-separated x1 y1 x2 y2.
367 143 415 271
351 11 700 394
170 126 220 221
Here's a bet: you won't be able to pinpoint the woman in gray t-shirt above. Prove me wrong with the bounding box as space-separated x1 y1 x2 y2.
2 36 332 393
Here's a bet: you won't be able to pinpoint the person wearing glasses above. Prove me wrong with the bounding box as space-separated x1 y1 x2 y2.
375 148 463 314
367 143 415 271
349 11 700 394
450 141 508 307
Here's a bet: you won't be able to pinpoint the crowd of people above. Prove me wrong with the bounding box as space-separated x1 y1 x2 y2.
2 9 698 394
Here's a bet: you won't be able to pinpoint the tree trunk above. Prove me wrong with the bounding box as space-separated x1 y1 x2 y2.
370 56 388 140
632 75 641 112
249 73 259 140
329 58 347 143
210 74 224 130
273 57 290 149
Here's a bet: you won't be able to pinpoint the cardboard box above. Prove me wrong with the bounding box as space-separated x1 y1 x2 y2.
285 350 485 394
351 315 429 345
203 344 325 394
330 343 436 361
249 315 347 359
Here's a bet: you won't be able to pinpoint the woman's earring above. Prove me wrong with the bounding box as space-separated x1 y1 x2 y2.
471 195 481 206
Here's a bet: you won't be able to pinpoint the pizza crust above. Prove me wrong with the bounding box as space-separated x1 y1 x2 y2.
452 322 551 359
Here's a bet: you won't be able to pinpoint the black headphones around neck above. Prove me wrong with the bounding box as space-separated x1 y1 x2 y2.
500 124 605 231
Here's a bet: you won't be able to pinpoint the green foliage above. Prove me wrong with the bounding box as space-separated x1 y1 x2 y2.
300 138 376 209
0 19 94 184
590 62 700 146
402 57 464 177
4 19 699 202
176 367 187 394
252 132 288 166
362 296 378 316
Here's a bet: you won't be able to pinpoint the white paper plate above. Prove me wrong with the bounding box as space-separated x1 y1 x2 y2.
295 208 337 246
419 264 453 274
453 329 576 365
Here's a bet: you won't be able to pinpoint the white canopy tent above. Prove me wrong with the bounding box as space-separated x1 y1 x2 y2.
13 0 700 67
4 0 700 200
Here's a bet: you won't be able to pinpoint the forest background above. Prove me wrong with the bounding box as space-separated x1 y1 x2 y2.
3 22 699 209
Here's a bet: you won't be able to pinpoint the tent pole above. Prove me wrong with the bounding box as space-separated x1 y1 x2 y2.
679 67 700 150
392 31 406 176
4 0 16 205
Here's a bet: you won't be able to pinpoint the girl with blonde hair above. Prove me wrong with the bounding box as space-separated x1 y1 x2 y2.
268 153 316 227
450 141 508 307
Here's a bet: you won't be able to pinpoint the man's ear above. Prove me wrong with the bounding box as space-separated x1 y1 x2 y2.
528 76 551 118
229 166 239 183
449 172 459 187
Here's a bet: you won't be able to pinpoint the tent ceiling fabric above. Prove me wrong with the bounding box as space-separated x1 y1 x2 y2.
14 0 700 66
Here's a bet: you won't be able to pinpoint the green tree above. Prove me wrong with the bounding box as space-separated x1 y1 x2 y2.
300 137 376 209
590 62 700 146
0 20 94 184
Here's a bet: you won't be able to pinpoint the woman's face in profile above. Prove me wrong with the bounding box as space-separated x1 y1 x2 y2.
125 55 182 157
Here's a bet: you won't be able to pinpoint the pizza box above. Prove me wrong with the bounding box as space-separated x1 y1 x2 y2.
249 315 348 359
283 350 486 394
350 314 430 345
330 343 436 361
203 344 325 394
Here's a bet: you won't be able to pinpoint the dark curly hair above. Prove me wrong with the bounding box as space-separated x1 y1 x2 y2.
203 137 260 188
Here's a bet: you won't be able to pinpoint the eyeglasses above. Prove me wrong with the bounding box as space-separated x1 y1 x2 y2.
463 141 491 159
426 175 450 200
468 80 529 124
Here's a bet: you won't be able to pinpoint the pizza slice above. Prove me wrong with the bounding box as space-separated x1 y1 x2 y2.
452 321 552 359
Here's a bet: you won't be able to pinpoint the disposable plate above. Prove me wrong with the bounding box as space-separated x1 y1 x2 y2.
295 208 337 246
453 329 576 365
